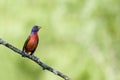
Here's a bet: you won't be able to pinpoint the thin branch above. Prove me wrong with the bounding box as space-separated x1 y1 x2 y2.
0 38 71 80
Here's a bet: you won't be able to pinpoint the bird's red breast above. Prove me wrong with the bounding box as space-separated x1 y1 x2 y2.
23 33 39 54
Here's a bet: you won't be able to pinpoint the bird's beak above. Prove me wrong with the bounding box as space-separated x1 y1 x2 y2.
38 26 41 30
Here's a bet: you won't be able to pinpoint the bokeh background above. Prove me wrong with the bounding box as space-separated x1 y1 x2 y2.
0 0 120 80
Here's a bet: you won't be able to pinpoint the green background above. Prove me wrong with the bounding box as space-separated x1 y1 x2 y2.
0 0 120 80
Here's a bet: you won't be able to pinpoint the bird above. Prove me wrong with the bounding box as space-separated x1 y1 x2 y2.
22 25 41 56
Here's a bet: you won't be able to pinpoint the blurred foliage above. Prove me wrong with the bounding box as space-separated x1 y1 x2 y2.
0 0 120 80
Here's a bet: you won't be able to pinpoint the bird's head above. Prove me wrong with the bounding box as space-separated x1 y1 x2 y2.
31 25 41 34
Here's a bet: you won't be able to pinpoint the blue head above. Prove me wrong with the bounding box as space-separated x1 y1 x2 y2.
31 25 41 34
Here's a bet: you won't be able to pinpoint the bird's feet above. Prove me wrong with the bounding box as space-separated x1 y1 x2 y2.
21 51 27 57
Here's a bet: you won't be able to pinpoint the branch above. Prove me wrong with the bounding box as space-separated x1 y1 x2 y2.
0 38 71 80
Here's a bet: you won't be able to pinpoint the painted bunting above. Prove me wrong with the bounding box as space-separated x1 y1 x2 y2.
22 25 41 55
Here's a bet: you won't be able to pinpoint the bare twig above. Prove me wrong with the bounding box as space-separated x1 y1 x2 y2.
0 38 71 80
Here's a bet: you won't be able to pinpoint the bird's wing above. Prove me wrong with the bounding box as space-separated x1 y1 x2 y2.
30 38 39 55
22 36 30 51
